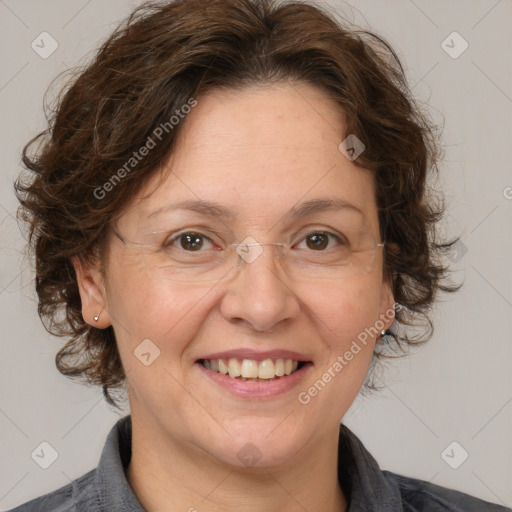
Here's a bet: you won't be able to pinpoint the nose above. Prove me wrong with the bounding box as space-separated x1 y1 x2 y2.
219 243 301 332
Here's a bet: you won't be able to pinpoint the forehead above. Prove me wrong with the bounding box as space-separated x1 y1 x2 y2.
121 82 378 230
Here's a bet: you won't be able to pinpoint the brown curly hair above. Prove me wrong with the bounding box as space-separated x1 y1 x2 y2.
15 0 459 408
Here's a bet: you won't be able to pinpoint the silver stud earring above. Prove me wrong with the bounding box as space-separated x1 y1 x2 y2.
94 310 102 322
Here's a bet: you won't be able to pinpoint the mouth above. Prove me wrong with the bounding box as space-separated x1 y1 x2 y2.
199 357 308 381
195 349 313 398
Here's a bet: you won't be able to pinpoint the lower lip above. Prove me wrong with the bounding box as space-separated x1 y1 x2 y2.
196 362 313 399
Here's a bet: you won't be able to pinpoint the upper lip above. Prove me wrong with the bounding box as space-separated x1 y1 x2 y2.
198 348 311 362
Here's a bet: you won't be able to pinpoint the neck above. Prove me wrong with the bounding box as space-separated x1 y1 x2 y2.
126 414 347 512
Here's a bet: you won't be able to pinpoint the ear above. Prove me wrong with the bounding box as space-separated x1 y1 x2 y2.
72 255 111 328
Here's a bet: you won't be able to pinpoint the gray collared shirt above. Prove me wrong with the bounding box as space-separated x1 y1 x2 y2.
7 415 510 511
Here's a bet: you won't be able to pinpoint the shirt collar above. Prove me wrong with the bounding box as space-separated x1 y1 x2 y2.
338 423 403 510
95 415 144 511
95 415 403 511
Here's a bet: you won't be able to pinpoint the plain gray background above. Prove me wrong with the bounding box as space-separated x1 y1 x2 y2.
1 0 511 509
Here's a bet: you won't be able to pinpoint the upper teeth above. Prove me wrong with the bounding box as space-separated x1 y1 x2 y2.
203 358 300 379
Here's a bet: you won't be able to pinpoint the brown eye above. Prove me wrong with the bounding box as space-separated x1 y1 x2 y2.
167 232 213 251
298 231 346 251
305 232 329 250
180 233 204 251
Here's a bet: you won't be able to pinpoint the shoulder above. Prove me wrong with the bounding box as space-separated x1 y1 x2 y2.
384 470 511 511
5 468 100 512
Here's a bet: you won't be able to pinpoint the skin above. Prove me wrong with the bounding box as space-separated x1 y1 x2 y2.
74 81 395 512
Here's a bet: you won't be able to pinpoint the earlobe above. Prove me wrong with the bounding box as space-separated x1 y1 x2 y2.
72 256 111 328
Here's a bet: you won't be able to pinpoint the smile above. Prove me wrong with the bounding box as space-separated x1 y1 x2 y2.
201 358 305 381
196 357 313 399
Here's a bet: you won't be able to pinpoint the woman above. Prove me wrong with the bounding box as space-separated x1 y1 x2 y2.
9 0 509 510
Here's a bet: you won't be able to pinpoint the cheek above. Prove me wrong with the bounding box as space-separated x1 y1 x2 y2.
106 259 209 369
296 281 380 423
301 277 382 347
108 276 211 423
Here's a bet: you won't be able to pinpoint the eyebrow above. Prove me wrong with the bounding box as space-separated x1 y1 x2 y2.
147 197 364 221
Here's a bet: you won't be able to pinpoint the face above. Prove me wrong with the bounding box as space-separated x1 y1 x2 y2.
77 81 394 470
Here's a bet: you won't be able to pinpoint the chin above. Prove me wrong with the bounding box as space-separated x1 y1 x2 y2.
199 420 309 470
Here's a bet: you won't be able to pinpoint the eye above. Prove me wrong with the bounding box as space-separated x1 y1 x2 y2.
295 231 346 251
165 231 216 251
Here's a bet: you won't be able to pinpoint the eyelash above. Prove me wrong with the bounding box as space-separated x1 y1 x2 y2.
164 229 347 251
